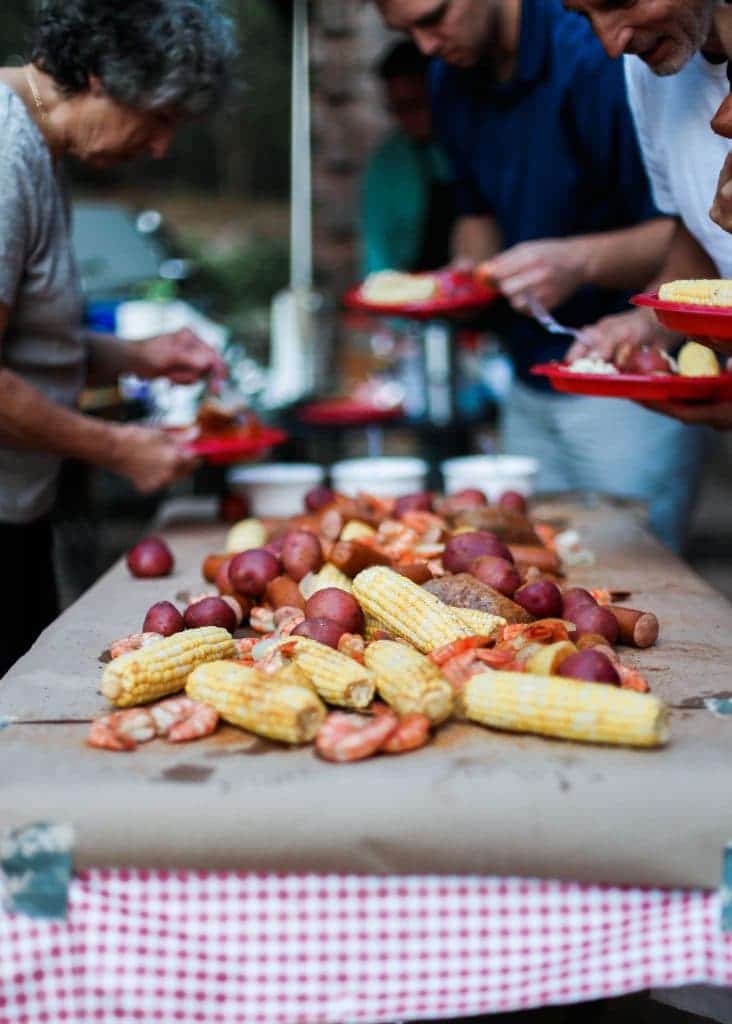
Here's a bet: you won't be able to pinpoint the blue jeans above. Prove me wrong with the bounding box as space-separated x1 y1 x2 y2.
501 381 711 553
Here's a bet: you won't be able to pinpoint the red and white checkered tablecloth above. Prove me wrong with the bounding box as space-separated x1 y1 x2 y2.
1 871 731 1024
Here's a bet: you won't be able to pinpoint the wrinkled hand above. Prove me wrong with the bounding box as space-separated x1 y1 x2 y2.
130 328 227 385
564 307 665 364
710 150 732 233
108 424 200 493
639 398 732 430
478 238 588 313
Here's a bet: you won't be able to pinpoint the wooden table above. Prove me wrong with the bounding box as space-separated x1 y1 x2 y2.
1 497 730 888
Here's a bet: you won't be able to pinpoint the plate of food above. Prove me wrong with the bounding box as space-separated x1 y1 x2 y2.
344 268 498 319
633 281 732 345
531 340 732 400
299 398 404 426
165 397 287 465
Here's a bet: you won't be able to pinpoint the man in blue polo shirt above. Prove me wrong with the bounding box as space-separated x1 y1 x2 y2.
373 0 710 552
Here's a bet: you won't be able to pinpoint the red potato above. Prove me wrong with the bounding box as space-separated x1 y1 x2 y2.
263 536 286 558
513 580 563 619
305 485 336 512
292 617 346 649
126 537 174 578
142 601 184 636
620 345 672 375
561 588 597 616
394 492 433 517
557 649 620 685
567 604 619 644
305 588 364 634
265 575 306 611
443 531 513 574
470 555 521 597
218 493 250 523
228 548 281 598
281 530 324 582
183 596 237 632
498 490 527 514
450 488 488 507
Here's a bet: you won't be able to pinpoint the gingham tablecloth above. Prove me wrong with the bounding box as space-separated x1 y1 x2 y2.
1 871 731 1024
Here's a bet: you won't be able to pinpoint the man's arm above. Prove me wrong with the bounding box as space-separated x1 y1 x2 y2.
451 215 502 265
566 220 718 361
85 328 226 387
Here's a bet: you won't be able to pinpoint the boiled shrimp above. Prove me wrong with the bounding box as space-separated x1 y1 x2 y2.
250 606 275 633
273 606 305 636
429 636 493 666
315 708 398 763
108 632 163 659
377 709 431 753
615 663 650 693
87 708 156 751
337 632 366 663
149 697 219 742
500 619 571 647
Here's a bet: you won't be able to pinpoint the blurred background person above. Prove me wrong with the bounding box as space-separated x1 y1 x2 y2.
373 0 709 554
361 40 456 275
0 0 237 674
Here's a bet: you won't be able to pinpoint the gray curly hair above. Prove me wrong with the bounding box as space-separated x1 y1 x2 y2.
31 0 239 115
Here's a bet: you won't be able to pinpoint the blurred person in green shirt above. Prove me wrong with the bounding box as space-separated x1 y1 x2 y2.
361 40 456 275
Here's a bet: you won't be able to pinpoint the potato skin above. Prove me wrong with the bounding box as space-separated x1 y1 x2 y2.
305 588 364 633
470 555 521 597
443 532 513 573
127 537 174 578
281 530 324 582
292 617 346 649
557 649 620 685
142 601 184 636
183 596 237 632
229 549 281 598
513 580 563 619
567 604 619 644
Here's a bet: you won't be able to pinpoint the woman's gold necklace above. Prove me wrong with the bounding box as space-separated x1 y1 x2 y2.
24 66 50 127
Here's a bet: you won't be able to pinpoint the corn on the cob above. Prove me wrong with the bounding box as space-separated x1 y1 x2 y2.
187 661 326 743
225 518 267 553
658 279 732 307
365 640 453 723
286 636 375 708
307 562 354 595
340 520 376 541
101 626 235 708
364 613 386 642
450 606 506 639
524 641 577 676
353 566 469 653
458 671 668 748
677 340 720 377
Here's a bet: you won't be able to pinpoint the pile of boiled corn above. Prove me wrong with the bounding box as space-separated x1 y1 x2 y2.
99 566 669 750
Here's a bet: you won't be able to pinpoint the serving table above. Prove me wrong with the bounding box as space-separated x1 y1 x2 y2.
1 497 731 1022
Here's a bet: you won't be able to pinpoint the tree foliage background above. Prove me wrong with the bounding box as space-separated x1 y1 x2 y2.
0 0 291 198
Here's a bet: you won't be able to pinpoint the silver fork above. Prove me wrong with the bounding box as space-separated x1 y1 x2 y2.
524 293 583 341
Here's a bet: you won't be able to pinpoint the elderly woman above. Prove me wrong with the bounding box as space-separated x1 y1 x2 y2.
0 0 238 674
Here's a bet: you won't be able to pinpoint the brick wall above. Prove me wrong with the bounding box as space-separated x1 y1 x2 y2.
311 1 393 295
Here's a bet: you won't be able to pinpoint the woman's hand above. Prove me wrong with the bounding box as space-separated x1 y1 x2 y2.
564 307 676 364
107 424 200 493
477 238 589 313
129 328 227 385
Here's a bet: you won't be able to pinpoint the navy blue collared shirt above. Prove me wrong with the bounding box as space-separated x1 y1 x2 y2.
430 0 661 386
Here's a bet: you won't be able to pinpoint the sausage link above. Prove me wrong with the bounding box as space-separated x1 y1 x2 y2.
608 605 659 648
330 540 391 578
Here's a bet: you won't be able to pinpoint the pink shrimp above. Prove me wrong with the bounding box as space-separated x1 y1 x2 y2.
614 663 650 693
250 606 276 633
379 711 431 753
87 708 156 751
150 697 219 742
589 588 612 606
399 510 447 539
500 619 571 646
315 709 398 763
338 632 366 663
108 632 163 660
429 636 493 666
233 636 258 661
273 606 305 636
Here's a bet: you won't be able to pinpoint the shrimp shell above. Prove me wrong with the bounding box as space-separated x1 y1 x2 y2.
108 632 163 659
87 708 156 751
315 709 398 763
150 697 219 743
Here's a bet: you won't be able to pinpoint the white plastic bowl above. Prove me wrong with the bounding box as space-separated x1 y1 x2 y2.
331 457 428 498
227 463 325 517
441 455 538 502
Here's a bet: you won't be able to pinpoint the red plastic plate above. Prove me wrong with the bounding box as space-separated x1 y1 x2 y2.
299 399 403 426
531 362 732 400
344 269 498 320
632 291 732 345
179 427 288 465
